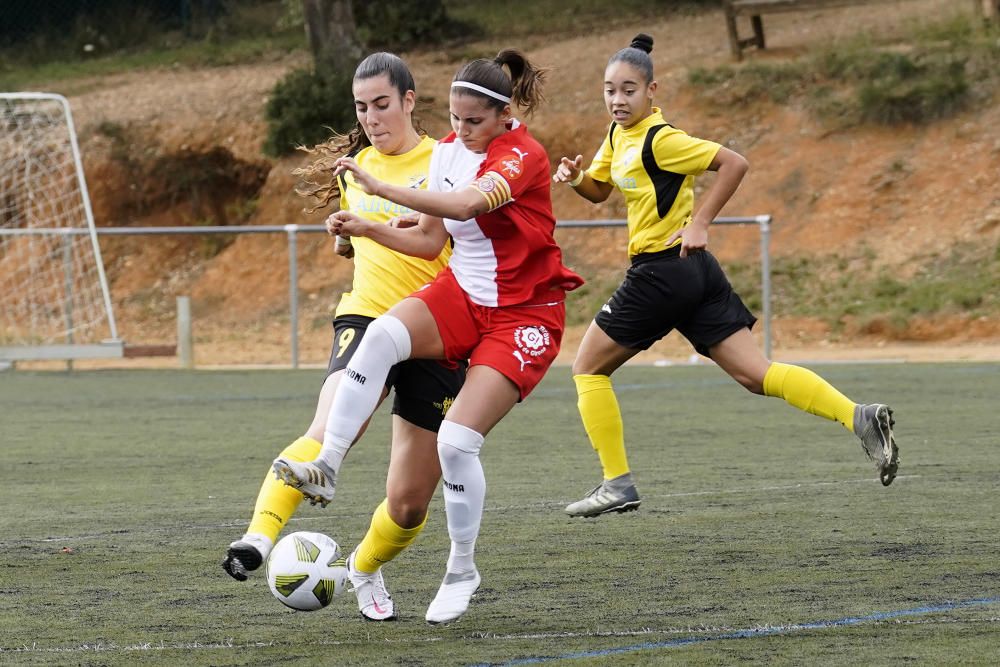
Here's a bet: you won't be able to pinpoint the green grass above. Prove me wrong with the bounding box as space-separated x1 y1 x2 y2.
1 364 997 665
0 1 305 92
1 0 712 91
688 13 1000 126
719 238 1000 335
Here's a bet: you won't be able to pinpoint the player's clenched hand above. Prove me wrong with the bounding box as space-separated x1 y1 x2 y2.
332 157 381 196
327 210 371 238
552 155 584 184
333 235 354 258
325 212 358 258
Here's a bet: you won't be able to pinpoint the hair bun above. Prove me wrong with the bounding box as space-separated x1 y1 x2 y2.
630 33 653 54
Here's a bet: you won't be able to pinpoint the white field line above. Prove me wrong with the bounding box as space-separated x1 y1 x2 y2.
2 616 998 655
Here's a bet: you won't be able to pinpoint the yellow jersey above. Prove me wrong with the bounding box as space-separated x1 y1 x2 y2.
335 135 450 318
586 108 721 258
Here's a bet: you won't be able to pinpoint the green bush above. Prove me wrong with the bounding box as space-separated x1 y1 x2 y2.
263 65 355 158
857 55 968 124
688 14 994 127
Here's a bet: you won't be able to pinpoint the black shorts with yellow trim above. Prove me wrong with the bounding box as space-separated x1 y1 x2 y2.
327 314 466 431
594 246 757 358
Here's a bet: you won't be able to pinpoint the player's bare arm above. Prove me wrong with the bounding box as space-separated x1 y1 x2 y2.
333 156 490 221
667 147 749 257
329 210 449 260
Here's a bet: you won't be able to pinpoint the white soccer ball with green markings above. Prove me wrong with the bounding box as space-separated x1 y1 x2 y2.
265 531 349 611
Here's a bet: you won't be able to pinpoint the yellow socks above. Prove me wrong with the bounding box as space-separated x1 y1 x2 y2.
246 436 322 542
762 362 857 431
354 499 427 574
574 374 630 480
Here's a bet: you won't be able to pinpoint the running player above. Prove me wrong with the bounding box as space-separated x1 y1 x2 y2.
273 49 584 625
552 34 899 518
222 52 465 622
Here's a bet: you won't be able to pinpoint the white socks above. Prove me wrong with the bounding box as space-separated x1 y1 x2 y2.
437 420 485 573
319 315 412 471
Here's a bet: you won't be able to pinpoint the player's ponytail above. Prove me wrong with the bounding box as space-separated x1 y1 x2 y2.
295 52 424 212
452 49 548 116
608 33 654 84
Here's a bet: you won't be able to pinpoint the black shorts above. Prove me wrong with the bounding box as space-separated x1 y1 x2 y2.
594 247 757 357
327 315 466 432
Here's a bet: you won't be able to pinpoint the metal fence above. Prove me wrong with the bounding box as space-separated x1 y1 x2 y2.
0 216 772 367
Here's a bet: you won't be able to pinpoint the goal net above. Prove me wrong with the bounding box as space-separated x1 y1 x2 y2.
0 92 121 361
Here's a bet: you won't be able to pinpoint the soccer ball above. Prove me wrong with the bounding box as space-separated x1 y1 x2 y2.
265 531 349 611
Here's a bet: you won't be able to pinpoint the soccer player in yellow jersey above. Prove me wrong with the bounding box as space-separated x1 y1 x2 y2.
222 53 465 622
553 34 900 518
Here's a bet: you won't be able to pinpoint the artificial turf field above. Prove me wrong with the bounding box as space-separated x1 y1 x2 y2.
1 363 997 665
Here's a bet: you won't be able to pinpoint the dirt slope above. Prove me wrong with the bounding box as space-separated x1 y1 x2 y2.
46 0 1000 365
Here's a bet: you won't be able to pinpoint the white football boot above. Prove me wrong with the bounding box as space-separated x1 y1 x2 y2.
271 457 337 507
347 550 397 621
425 569 481 625
565 472 641 517
854 403 899 486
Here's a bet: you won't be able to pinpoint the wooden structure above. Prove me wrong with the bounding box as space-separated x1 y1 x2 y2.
723 0 998 60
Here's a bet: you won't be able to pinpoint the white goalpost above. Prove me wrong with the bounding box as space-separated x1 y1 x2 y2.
0 92 122 363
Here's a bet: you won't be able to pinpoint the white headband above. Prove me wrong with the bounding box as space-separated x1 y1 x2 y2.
451 81 511 104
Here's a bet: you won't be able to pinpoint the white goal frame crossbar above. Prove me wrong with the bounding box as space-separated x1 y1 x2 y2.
0 92 121 361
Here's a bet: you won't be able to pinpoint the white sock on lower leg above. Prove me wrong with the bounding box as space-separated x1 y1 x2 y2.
318 315 412 471
437 421 485 573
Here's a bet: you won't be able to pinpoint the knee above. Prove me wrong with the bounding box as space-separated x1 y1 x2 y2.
732 372 764 395
437 420 484 467
385 492 427 529
366 315 412 363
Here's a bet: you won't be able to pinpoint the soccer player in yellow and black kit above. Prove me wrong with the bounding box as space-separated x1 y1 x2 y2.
553 34 899 518
222 53 464 621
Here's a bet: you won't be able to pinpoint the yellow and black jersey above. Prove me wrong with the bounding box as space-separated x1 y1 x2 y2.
586 108 721 258
335 135 449 318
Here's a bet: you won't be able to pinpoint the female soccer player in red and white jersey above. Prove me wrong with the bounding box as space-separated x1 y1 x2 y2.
273 49 583 624
223 53 467 623
553 34 899 518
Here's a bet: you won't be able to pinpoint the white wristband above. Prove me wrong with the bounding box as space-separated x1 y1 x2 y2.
568 171 585 187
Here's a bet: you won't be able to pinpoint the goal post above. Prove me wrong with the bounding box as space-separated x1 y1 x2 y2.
0 92 122 362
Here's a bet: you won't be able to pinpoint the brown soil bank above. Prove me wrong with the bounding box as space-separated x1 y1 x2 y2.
31 0 1000 365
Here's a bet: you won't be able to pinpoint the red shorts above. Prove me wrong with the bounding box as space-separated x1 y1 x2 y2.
410 269 565 399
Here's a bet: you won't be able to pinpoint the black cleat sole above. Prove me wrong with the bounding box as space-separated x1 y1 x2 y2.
222 544 263 581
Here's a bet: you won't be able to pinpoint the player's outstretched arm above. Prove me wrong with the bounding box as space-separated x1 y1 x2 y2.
552 155 613 203
328 210 449 260
333 156 490 221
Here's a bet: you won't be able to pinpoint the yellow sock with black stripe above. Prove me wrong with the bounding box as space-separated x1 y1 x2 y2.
246 436 322 542
574 374 630 480
762 362 857 431
354 499 427 574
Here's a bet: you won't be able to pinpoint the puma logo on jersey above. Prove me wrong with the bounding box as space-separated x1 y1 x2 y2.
443 177 455 187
